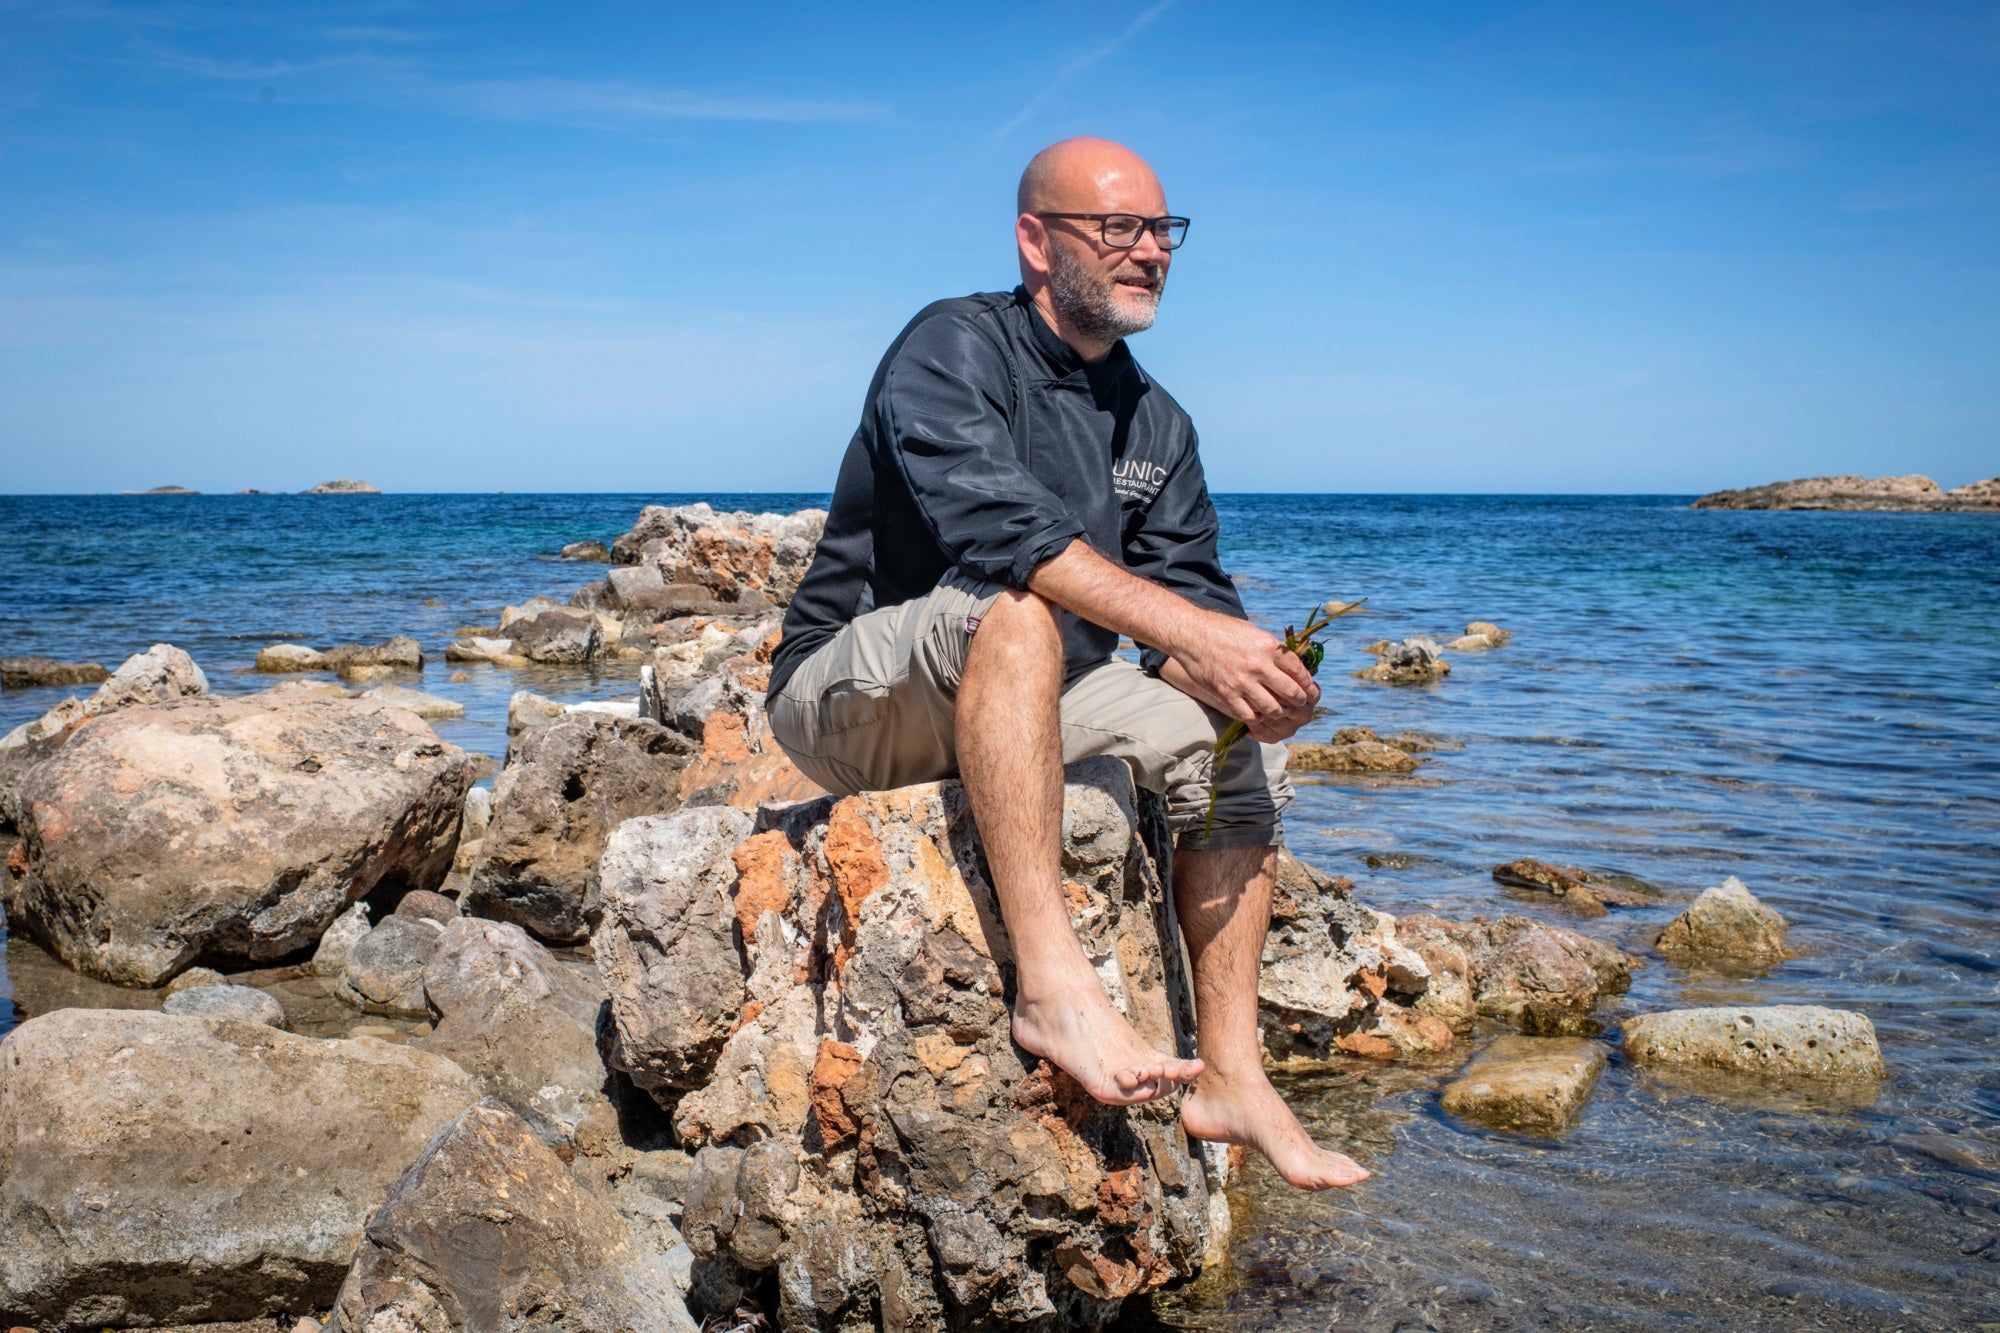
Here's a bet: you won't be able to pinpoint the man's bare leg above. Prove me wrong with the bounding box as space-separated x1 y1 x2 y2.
1176 845 1371 1189
958 588 1204 1106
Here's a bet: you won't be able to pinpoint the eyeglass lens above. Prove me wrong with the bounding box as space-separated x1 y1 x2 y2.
1102 215 1187 250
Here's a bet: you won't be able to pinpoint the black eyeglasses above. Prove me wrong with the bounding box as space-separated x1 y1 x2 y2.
1035 212 1190 251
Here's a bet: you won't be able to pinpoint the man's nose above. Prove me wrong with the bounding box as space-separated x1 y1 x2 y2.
1128 225 1167 264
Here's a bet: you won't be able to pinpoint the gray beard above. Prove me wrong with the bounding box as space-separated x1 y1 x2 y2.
1047 240 1161 345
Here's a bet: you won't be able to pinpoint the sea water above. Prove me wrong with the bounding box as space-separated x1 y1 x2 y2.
2 492 1996 1329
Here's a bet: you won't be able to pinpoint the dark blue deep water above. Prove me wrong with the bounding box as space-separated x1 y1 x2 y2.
2 492 1996 1330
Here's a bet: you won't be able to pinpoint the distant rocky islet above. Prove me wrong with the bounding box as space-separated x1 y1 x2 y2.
1693 472 1999 511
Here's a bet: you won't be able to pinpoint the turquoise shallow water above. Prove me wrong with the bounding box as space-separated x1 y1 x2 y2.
2 492 1997 1329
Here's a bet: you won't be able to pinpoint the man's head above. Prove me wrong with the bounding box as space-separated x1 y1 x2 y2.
1016 138 1176 355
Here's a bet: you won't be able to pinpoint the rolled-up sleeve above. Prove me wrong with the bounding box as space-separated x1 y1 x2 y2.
874 316 1086 587
1122 434 1246 674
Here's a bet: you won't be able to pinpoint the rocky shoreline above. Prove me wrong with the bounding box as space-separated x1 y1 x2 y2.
1692 473 2000 511
0 503 1887 1331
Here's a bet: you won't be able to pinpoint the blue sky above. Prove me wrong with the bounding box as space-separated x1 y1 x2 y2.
2 1 1995 494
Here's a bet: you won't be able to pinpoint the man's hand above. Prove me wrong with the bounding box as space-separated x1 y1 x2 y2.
1172 610 1320 727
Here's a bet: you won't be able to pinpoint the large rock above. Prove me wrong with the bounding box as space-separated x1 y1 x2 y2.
609 502 826 607
1256 851 1450 1063
0 656 109 689
595 759 1221 1331
1440 1035 1606 1136
560 538 613 562
5 692 471 985
416 918 612 1143
508 609 606 664
1396 913 1640 1035
0 643 209 827
465 712 694 943
330 1102 697 1333
1622 1005 1884 1080
1654 875 1790 966
1285 739 1421 774
0 1009 479 1327
334 914 442 1017
1692 473 2000 512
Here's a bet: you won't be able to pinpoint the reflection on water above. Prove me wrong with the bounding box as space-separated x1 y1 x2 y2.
3 492 1999 1328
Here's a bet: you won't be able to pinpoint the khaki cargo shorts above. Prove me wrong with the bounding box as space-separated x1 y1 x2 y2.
768 570 1290 851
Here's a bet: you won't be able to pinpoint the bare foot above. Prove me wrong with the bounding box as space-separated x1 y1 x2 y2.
1181 1070 1371 1190
1012 984 1205 1107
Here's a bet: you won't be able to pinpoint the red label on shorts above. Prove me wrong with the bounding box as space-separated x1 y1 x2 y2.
964 613 982 635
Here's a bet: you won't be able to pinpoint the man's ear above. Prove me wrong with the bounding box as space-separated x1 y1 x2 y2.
1016 212 1054 281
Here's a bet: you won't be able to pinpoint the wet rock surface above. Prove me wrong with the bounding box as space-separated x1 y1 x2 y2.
330 1102 696 1333
1491 857 1660 918
595 759 1220 1330
1396 913 1640 1034
5 691 471 985
1440 1035 1607 1136
0 1008 479 1327
1286 738 1423 774
1622 1005 1884 1081
1655 875 1790 967
465 712 694 944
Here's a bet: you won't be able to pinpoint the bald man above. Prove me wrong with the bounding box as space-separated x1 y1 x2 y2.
768 138 1367 1190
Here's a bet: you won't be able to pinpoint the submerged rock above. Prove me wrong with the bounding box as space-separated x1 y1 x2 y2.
1396 913 1640 1034
465 712 694 944
1440 1035 1606 1136
1622 1005 1884 1080
1286 739 1422 774
331 1102 697 1333
6 692 470 986
593 759 1221 1330
1655 875 1790 967
0 656 109 689
0 1008 478 1327
252 636 423 674
1491 857 1658 918
560 538 614 562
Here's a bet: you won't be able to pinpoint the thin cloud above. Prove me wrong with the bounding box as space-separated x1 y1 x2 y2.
993 0 1172 140
433 78 890 129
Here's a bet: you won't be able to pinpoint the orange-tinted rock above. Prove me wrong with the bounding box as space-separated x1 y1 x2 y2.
810 1038 864 1147
731 830 796 944
824 797 890 937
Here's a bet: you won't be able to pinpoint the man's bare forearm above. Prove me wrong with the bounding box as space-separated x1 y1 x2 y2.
1023 539 1203 659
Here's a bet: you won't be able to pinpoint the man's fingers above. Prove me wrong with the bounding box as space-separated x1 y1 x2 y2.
1256 660 1310 709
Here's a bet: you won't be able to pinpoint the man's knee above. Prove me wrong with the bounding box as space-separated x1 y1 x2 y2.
967 587 1062 661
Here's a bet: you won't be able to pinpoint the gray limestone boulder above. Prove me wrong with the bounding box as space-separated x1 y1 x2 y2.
335 915 442 1017
465 712 693 943
608 502 826 608
1622 1005 1884 1080
330 1102 697 1333
0 1008 479 1327
162 982 289 1028
1655 876 1790 966
594 805 755 1098
5 692 471 986
509 609 606 664
416 917 612 1143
